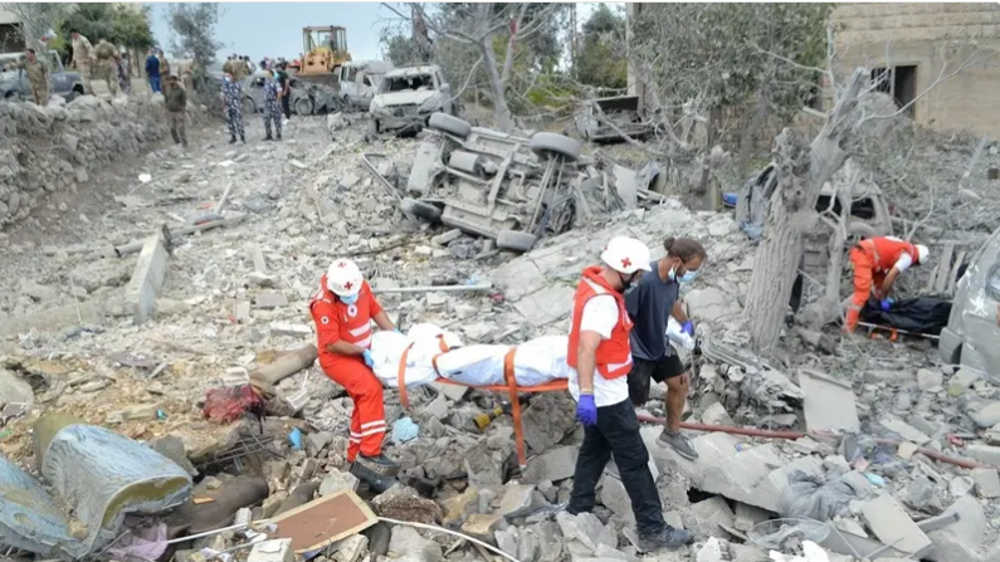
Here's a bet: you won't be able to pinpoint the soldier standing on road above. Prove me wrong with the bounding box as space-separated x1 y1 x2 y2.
69 29 94 94
164 74 188 147
6 49 50 106
262 69 282 141
222 71 246 144
92 39 121 95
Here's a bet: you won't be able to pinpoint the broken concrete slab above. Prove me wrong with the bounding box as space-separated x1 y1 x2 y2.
963 444 1000 465
461 513 507 544
971 401 1000 429
970 468 1000 499
319 470 359 497
522 393 578 454
878 417 930 445
123 233 170 325
0 368 34 407
556 512 616 554
733 502 771 532
860 494 932 557
522 445 578 483
798 369 860 433
685 286 742 322
255 292 289 310
498 483 536 519
947 368 979 395
248 539 295 562
370 485 441 524
513 284 576 328
925 496 987 562
688 496 736 539
388 525 443 562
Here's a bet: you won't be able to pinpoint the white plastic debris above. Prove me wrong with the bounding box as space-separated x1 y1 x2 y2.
768 540 830 562
138 173 152 183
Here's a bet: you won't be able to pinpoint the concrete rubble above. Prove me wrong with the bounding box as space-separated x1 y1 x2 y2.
0 97 999 562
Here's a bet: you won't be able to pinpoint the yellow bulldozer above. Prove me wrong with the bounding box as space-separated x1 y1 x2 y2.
294 25 352 89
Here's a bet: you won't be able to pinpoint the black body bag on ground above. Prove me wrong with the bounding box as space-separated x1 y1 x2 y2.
860 296 952 335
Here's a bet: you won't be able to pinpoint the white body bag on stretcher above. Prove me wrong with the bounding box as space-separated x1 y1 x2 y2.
370 323 575 388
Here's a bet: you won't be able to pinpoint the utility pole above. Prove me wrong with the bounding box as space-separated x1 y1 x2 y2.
569 3 577 69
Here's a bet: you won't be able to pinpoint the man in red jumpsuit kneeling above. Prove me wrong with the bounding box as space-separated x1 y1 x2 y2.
309 258 399 481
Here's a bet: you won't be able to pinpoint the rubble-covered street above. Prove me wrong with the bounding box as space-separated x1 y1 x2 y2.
3 79 1000 562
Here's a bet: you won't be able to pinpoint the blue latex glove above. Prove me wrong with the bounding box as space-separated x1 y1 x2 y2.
577 394 597 426
681 320 695 337
880 298 894 312
394 328 403 334
362 349 375 368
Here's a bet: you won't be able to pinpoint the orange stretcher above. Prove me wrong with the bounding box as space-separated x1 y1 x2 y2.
395 339 569 469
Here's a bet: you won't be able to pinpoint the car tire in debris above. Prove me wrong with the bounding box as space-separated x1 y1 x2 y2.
400 197 442 223
428 112 472 139
294 97 314 116
529 132 581 162
496 230 538 253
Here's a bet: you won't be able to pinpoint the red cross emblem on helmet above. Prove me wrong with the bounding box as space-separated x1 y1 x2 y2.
621 257 632 269
344 281 353 290
337 261 347 268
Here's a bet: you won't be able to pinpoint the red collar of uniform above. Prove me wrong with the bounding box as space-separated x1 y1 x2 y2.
582 265 621 295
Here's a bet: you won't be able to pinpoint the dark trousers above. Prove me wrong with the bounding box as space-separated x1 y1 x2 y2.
567 399 665 536
281 95 291 119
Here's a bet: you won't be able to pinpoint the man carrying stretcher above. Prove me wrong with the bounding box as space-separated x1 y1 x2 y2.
565 236 694 552
309 258 400 484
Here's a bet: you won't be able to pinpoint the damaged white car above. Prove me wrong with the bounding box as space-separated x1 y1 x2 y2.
368 65 457 136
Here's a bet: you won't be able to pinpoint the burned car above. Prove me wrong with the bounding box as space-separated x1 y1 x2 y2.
241 71 338 116
0 50 84 103
939 227 1000 376
338 60 391 112
369 65 457 136
574 95 655 143
400 112 583 252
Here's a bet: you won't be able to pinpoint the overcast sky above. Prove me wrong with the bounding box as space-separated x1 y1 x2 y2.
148 3 616 64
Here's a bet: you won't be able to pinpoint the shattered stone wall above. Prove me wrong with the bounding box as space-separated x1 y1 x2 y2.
0 95 172 228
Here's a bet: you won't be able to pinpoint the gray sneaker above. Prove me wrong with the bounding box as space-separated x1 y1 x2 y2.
637 526 694 552
658 429 699 460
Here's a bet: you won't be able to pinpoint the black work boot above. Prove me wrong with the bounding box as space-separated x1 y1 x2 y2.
276 132 282 140
229 135 236 144
240 134 246 144
636 527 695 552
264 133 273 141
350 454 399 493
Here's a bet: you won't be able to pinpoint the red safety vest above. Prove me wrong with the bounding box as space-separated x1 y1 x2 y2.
309 275 376 368
859 236 919 273
567 266 634 379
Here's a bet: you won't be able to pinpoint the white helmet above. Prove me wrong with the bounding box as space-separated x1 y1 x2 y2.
600 236 653 275
915 244 929 265
326 258 363 297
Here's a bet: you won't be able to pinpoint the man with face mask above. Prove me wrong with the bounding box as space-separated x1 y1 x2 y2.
310 258 400 482
566 236 694 553
625 237 707 460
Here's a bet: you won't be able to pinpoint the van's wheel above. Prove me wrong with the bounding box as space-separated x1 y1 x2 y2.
242 96 257 114
496 230 538 253
294 97 314 116
429 112 472 138
529 132 581 162
400 197 442 223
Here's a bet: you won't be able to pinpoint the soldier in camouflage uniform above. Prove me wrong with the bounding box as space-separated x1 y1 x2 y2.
6 49 50 106
221 71 246 144
262 69 282 141
69 30 94 95
92 39 121 96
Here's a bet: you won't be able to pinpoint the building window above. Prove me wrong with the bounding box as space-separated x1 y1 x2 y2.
0 23 22 52
871 65 917 119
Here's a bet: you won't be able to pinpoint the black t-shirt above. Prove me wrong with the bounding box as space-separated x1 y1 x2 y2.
624 260 680 361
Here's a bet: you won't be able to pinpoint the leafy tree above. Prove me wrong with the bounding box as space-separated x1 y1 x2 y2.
574 4 627 90
166 3 222 68
382 34 420 67
111 5 155 53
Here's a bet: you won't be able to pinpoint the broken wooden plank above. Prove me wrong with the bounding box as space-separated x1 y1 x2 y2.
932 242 955 294
264 489 377 554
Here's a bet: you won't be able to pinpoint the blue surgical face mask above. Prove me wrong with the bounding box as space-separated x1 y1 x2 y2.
340 293 359 305
679 270 698 284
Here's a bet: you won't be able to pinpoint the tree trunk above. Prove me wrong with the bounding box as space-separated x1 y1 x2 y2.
743 68 869 356
481 39 514 133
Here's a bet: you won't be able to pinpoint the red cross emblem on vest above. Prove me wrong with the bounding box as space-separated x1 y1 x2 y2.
621 257 632 269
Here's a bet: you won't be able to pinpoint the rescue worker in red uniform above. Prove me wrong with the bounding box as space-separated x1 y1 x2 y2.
309 258 399 477
846 236 929 332
566 236 694 553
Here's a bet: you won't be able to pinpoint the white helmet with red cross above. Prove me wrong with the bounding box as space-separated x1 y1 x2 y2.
600 236 653 275
326 258 364 297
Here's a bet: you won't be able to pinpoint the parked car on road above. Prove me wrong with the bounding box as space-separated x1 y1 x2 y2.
0 50 85 103
240 71 340 116
939 227 1000 378
401 112 583 252
369 65 459 136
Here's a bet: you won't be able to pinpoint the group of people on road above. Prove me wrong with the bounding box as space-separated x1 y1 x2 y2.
69 30 127 96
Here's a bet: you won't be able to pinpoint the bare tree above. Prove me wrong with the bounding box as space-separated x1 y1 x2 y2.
382 2 562 133
743 29 1000 356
